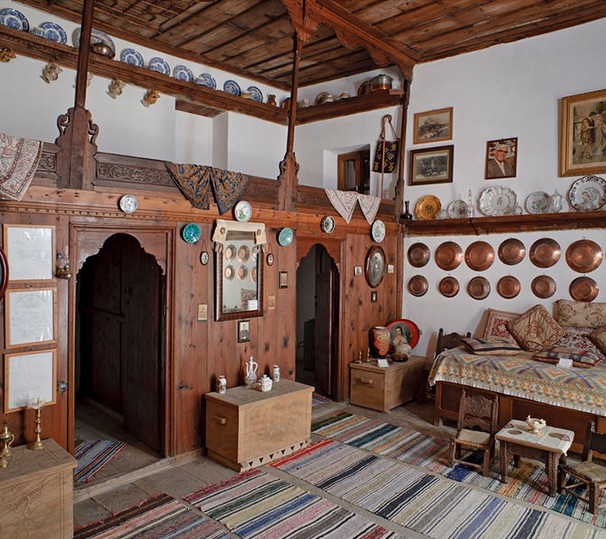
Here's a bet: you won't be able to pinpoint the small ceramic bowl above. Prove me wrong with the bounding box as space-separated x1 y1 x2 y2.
525 416 546 434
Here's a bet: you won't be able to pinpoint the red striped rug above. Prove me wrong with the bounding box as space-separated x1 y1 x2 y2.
74 439 128 483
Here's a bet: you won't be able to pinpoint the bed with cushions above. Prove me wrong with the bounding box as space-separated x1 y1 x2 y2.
429 300 606 453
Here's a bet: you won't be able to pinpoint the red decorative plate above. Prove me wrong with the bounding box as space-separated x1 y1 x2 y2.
386 319 421 350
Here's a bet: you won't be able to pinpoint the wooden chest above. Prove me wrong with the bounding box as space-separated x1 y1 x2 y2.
349 356 426 412
0 438 77 539
205 379 314 471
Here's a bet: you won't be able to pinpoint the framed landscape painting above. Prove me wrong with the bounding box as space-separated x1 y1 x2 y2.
408 145 454 185
413 107 453 144
560 89 606 176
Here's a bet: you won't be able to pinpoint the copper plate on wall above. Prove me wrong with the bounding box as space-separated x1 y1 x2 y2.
435 241 463 271
498 238 526 266
408 275 429 297
439 276 460 298
497 276 521 299
569 276 599 302
407 242 430 268
529 238 561 268
465 241 495 271
467 276 491 300
565 239 604 273
531 275 556 299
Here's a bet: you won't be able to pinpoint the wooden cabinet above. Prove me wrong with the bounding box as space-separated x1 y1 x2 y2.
349 356 426 412
0 438 77 538
205 379 314 471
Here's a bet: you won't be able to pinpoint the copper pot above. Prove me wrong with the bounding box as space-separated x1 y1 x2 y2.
371 74 393 91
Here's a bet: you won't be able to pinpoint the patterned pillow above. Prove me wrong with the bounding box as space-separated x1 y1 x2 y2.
589 325 606 356
462 337 524 355
555 299 606 328
507 304 566 352
481 309 519 344
533 346 602 368
555 328 605 360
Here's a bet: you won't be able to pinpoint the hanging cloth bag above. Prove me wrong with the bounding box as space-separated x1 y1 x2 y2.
372 114 400 174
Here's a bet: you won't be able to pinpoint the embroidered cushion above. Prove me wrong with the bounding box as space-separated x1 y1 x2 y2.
554 328 605 360
589 325 606 356
555 299 606 328
533 346 602 368
481 309 519 344
507 304 566 352
462 337 524 355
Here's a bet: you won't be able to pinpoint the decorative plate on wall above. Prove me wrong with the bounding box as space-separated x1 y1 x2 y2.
467 276 491 300
567 175 606 211
439 276 460 298
414 195 441 220
407 275 428 297
407 242 430 267
448 200 468 219
531 275 556 299
386 319 421 349
498 238 525 265
496 275 521 299
529 238 561 268
435 241 463 271
465 241 495 271
321 216 335 234
365 246 385 288
569 276 599 302
565 239 603 273
181 223 201 244
478 186 517 216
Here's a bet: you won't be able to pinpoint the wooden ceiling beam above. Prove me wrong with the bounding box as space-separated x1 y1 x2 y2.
280 0 417 79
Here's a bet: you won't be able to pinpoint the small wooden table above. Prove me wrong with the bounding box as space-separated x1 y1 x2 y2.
496 419 574 496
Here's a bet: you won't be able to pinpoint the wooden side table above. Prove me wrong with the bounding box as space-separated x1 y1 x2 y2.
205 379 314 471
349 356 425 412
496 419 574 496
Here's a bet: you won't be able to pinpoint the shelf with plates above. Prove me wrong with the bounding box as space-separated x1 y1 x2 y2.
403 210 606 236
0 25 405 125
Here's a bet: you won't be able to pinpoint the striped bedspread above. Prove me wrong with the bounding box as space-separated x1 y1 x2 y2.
429 347 606 416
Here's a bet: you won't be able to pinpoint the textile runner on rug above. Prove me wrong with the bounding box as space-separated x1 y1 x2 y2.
312 412 606 528
74 493 228 539
184 467 404 538
74 439 128 483
271 438 602 538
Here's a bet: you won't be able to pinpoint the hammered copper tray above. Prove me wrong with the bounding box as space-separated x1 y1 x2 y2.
565 239 604 273
529 238 561 268
435 241 463 271
465 241 495 271
498 238 525 266
467 276 491 300
531 275 556 299
408 275 429 297
569 276 599 302
407 242 430 268
497 275 521 299
439 276 460 298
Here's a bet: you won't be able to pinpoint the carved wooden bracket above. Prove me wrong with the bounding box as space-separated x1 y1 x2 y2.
281 0 417 79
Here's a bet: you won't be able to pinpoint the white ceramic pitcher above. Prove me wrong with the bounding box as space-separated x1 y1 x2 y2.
244 356 258 387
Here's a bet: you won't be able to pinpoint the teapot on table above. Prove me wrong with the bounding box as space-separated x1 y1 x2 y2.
244 356 258 387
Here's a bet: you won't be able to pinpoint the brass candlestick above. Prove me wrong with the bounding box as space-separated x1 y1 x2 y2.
0 421 14 468
28 398 44 450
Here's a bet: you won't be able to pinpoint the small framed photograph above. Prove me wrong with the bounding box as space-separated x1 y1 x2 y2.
266 253 274 266
413 107 453 144
485 138 517 179
3 225 55 281
200 251 209 265
237 320 250 343
560 89 606 176
5 287 57 348
408 145 454 186
279 271 288 289
4 349 56 412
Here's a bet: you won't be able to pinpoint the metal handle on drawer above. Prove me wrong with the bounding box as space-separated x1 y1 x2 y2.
359 377 374 385
212 415 227 425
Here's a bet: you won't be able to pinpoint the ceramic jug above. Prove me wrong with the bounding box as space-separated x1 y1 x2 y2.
370 326 390 358
244 356 258 387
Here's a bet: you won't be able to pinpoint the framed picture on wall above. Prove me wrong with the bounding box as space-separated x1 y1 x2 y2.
485 138 517 179
237 320 250 343
4 349 56 412
408 145 454 186
5 287 57 349
560 89 606 176
3 225 55 281
413 107 453 144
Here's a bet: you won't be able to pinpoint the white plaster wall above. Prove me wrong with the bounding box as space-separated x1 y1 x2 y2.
402 17 606 358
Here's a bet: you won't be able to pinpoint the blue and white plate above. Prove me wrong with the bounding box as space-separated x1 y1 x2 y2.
223 79 241 97
173 65 194 82
120 48 144 67
247 86 263 103
148 57 170 76
38 21 67 44
73 28 116 55
195 73 216 90
0 8 29 31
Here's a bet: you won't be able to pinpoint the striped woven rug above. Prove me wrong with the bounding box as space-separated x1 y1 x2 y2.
74 493 229 539
312 411 606 527
184 468 403 538
285 436 603 537
74 439 128 483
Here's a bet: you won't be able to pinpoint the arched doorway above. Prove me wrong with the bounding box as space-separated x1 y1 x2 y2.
296 244 340 398
76 233 165 455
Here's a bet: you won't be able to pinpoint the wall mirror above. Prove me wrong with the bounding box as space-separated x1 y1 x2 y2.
212 219 266 321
